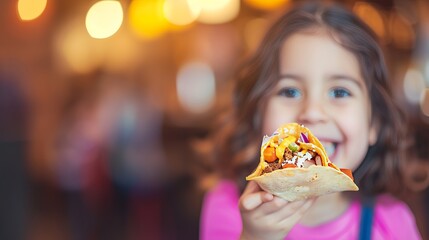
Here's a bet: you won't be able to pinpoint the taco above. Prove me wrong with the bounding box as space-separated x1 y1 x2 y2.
246 123 358 201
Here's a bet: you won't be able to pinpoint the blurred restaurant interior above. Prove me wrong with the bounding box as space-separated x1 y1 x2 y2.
1 0 429 239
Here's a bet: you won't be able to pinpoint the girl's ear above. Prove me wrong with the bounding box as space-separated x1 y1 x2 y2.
368 121 379 146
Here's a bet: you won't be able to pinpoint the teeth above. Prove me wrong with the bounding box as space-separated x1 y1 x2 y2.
321 142 336 158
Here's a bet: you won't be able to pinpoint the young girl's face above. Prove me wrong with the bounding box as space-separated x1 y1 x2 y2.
262 30 378 170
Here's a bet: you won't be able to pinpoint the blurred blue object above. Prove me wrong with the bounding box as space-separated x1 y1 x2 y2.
107 94 166 193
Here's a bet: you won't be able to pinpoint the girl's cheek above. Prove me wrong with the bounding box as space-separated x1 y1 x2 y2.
335 103 370 138
262 100 300 134
334 108 359 129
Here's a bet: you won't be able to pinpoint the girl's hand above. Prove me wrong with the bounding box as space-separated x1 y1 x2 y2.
239 181 316 240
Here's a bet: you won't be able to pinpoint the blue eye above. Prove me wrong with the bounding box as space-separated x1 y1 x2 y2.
329 88 351 98
277 87 302 98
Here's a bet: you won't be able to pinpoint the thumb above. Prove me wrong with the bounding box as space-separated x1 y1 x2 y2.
242 181 261 195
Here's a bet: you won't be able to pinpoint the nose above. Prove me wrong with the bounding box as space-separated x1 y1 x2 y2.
297 96 328 125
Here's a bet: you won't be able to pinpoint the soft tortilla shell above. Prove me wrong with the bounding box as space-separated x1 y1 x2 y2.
247 165 359 202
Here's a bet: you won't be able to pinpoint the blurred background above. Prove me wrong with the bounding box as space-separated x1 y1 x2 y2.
0 0 428 239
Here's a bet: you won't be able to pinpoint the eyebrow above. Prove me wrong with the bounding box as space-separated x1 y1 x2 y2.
278 73 364 89
278 74 303 81
329 74 364 89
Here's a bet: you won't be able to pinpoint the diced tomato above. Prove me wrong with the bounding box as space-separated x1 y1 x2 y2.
303 159 316 168
340 168 354 180
263 147 277 162
282 163 297 169
328 162 339 170
315 156 322 166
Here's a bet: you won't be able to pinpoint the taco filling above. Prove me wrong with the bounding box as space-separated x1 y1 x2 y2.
246 123 358 201
260 131 352 179
262 134 320 172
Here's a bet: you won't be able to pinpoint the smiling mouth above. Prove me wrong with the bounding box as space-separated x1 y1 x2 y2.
321 142 338 160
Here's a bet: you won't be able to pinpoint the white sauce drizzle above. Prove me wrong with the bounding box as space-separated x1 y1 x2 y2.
282 151 313 168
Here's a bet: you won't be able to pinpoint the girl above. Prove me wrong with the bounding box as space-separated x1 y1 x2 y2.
200 2 422 240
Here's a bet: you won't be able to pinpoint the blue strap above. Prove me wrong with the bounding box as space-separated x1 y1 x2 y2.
359 197 375 240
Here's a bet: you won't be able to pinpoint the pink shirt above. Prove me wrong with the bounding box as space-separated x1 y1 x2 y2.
200 180 422 240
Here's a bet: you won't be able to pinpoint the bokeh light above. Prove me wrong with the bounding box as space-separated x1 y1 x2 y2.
102 30 142 72
54 15 141 74
17 0 47 21
85 0 123 39
176 62 216 113
196 0 240 24
403 68 426 104
54 18 104 74
389 10 415 50
244 0 288 11
244 18 268 51
353 2 386 41
128 0 170 40
163 0 200 26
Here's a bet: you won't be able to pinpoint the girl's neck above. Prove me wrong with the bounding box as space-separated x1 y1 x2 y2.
299 193 352 227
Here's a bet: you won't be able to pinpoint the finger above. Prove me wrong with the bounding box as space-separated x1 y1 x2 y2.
242 181 261 195
251 196 289 217
281 198 316 225
267 198 307 219
240 181 274 211
241 192 274 211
